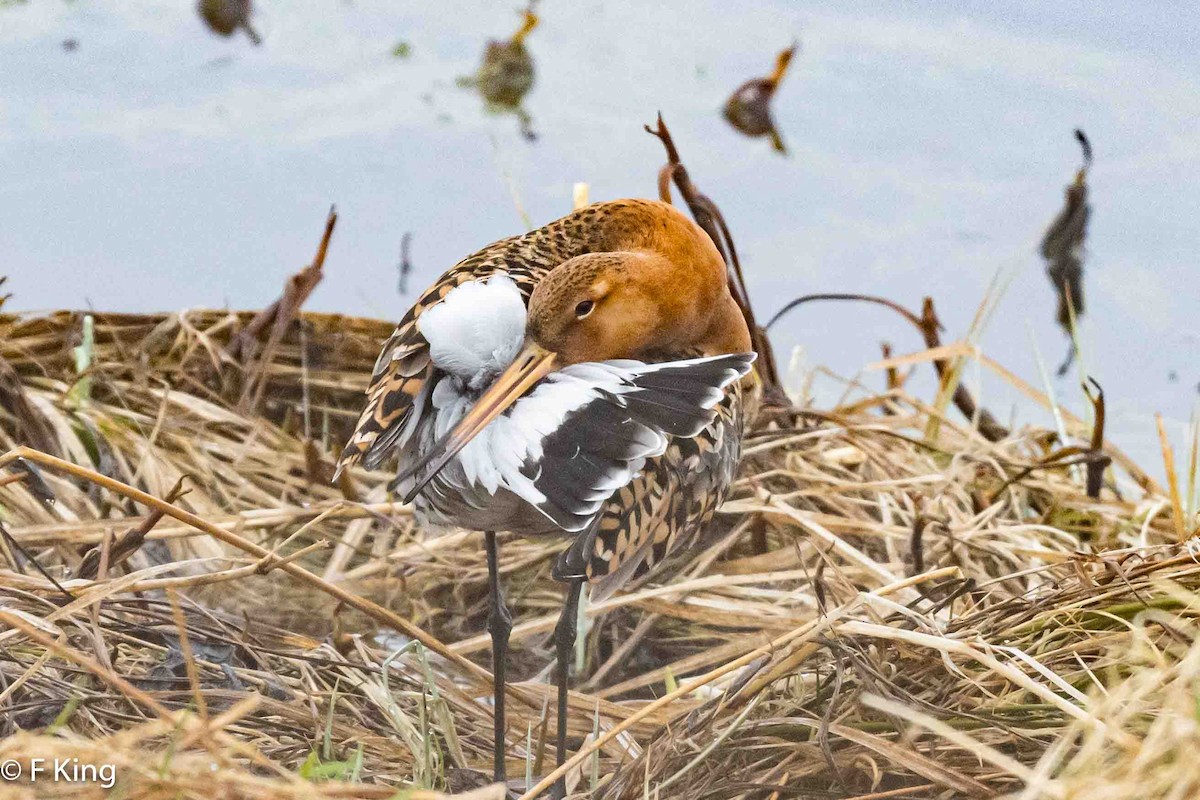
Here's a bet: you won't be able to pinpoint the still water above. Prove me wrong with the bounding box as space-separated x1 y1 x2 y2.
2 1 1197 479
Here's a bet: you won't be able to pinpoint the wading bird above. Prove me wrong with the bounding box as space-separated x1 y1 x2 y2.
723 41 798 154
337 199 756 796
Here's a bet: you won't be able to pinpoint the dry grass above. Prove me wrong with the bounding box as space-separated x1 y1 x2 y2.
1 304 1198 800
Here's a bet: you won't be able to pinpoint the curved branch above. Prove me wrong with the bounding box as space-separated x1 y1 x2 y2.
765 291 1008 442
644 114 784 400
766 292 926 332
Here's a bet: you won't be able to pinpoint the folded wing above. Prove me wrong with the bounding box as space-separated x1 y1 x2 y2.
465 353 754 531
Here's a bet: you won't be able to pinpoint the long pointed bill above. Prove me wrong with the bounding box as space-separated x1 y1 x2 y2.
400 341 557 503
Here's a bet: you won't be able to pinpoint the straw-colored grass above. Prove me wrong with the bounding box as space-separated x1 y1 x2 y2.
1 305 1198 799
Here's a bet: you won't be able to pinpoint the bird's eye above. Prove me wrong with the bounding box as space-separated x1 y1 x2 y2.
574 300 595 318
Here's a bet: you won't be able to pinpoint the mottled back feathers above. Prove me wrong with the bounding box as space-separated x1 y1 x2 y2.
339 198 758 593
338 199 685 473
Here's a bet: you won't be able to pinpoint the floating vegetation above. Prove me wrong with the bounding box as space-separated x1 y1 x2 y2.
459 3 539 141
398 232 414 296
197 0 262 47
722 41 798 154
1041 128 1093 376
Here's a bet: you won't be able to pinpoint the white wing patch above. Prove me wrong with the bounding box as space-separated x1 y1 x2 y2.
422 353 754 531
418 275 527 390
429 365 652 505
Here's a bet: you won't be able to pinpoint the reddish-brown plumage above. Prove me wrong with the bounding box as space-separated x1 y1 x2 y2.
525 220 751 366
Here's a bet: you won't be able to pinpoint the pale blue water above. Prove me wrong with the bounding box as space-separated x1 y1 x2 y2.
2 1 1197 483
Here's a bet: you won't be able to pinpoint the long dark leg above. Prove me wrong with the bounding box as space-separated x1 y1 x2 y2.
551 577 585 799
486 531 512 785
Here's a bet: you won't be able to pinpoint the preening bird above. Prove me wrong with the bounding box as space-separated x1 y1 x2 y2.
338 199 756 796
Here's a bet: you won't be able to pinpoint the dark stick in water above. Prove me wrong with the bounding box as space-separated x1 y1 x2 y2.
1041 129 1092 376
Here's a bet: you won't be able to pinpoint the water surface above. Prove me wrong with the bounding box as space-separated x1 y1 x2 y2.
2 1 1197 479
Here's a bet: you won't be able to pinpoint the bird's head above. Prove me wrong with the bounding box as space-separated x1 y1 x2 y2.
525 251 676 367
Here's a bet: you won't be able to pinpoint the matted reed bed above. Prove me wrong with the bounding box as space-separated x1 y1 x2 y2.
1 303 1197 800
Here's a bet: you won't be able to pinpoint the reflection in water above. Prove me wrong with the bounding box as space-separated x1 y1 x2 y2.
197 0 261 46
397 232 413 297
458 3 539 141
1040 129 1092 375
2 4 1194 472
722 41 797 154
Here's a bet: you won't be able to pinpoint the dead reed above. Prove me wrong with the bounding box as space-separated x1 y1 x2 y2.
1 297 1197 799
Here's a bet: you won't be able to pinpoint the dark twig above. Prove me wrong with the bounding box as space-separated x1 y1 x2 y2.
919 299 1009 442
76 476 190 579
644 113 785 404
1041 129 1092 377
0 521 74 601
983 378 1108 501
1081 377 1112 498
766 292 925 332
766 292 1009 442
1075 128 1093 169
928 577 977 616
226 207 337 364
880 342 900 392
8 458 57 506
910 515 929 577
990 447 1108 501
226 207 338 411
